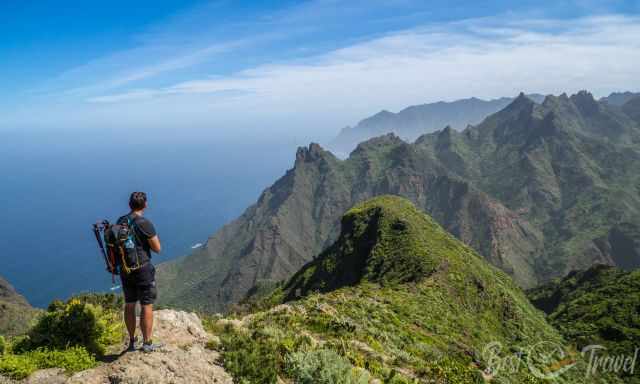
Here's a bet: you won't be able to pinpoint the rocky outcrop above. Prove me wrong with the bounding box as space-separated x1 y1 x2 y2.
13 310 233 384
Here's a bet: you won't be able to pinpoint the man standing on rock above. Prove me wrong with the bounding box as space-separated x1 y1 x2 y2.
118 191 163 353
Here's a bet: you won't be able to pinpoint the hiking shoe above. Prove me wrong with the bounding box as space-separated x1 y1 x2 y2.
141 341 164 353
125 337 138 353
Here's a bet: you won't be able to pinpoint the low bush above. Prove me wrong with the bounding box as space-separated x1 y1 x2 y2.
0 336 5 355
16 296 123 357
285 349 370 384
219 326 279 384
67 293 124 312
0 346 96 379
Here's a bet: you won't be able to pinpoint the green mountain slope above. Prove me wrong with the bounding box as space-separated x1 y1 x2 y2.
528 265 640 353
0 276 38 336
623 96 640 124
212 197 617 383
528 265 640 384
416 92 640 278
158 138 541 312
158 90 640 313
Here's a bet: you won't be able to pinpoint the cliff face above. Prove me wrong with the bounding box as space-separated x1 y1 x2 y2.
158 91 640 313
158 136 541 312
0 276 37 336
0 277 28 307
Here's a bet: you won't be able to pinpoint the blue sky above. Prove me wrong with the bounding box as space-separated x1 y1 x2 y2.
1 0 639 138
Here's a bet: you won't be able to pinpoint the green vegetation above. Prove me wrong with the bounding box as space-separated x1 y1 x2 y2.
208 197 610 383
528 265 640 355
218 325 280 383
0 347 96 380
16 295 123 356
0 293 123 380
159 91 640 313
284 196 440 299
285 349 370 384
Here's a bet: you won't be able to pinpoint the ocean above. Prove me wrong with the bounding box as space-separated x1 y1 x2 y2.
0 128 302 307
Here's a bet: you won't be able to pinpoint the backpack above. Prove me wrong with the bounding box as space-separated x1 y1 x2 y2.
96 215 148 276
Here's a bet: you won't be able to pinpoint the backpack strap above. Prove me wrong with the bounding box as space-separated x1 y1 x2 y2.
122 213 147 272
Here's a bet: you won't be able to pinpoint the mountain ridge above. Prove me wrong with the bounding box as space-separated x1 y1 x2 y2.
212 196 617 383
158 90 640 313
329 94 546 154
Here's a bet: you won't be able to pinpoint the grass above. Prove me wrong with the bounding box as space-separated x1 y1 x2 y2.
206 196 614 383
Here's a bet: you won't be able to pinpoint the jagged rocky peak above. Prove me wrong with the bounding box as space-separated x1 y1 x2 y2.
501 92 536 115
570 90 600 115
295 142 334 163
542 92 568 107
350 132 404 154
438 125 456 138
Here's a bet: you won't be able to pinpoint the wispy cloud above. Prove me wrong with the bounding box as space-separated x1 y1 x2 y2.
4 1 639 137
29 0 447 100
87 14 640 108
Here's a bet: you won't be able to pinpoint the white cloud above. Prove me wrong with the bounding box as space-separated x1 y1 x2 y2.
5 12 640 138
87 14 640 112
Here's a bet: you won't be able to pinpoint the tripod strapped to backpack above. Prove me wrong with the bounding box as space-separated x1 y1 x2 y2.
93 220 118 282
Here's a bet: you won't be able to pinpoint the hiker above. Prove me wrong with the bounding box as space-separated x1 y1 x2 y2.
118 191 162 353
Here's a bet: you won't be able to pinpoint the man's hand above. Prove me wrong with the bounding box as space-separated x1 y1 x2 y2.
148 235 161 253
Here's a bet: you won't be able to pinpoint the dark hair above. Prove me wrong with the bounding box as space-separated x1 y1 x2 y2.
129 192 147 211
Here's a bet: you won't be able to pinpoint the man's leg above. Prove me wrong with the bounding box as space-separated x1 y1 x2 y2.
124 302 138 351
140 304 153 343
124 303 137 338
139 265 160 352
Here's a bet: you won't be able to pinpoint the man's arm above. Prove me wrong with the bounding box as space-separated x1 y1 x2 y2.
148 235 162 254
138 218 161 254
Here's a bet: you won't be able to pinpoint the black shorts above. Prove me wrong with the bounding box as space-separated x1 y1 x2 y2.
120 263 157 305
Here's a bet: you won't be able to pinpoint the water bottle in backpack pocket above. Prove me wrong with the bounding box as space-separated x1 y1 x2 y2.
104 216 146 274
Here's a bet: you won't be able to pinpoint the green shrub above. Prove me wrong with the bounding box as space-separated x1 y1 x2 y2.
17 298 122 356
220 327 279 384
0 346 96 379
285 349 370 384
71 293 124 312
0 336 5 355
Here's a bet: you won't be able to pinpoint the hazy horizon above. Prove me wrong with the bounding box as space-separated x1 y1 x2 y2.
2 1 639 138
2 0 640 306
